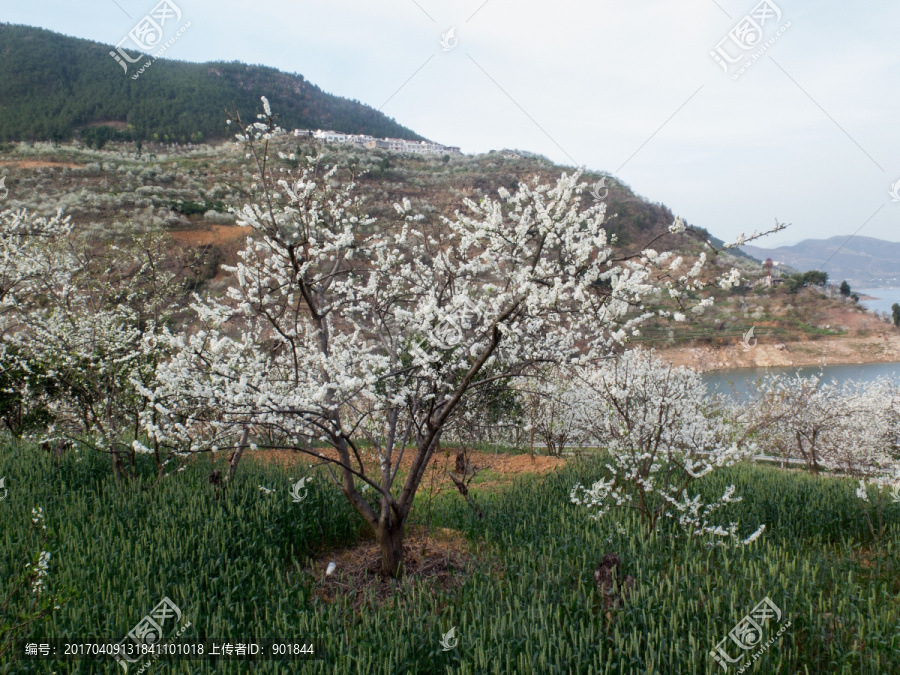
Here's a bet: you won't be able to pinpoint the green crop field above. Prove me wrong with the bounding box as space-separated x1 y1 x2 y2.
1 443 899 673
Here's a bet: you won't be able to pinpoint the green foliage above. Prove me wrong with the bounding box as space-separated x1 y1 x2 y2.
892 303 900 327
0 346 58 437
784 274 804 293
784 270 828 293
2 444 899 673
169 199 225 216
0 24 425 144
79 126 120 150
802 270 828 287
840 281 851 297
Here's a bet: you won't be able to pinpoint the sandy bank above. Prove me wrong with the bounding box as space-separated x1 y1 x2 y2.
657 335 900 373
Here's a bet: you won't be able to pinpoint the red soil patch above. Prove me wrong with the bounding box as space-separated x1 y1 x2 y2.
821 305 885 333
480 452 564 475
0 160 83 169
169 225 252 246
250 447 564 481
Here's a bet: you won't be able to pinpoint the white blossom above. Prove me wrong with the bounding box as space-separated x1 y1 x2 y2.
570 350 758 539
30 550 51 594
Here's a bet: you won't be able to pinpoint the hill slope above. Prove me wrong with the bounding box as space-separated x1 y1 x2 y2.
0 24 425 144
3 134 883 350
741 236 900 287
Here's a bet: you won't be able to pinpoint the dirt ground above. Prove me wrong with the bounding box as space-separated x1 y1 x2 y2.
0 160 83 169
250 446 565 493
168 224 252 246
306 525 476 607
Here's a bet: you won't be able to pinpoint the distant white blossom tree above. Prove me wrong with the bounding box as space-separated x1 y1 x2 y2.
0 208 81 435
521 375 585 457
750 373 900 539
749 373 900 476
0 215 193 478
570 349 759 540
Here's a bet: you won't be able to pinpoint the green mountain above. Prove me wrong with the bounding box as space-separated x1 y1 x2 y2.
0 23 425 144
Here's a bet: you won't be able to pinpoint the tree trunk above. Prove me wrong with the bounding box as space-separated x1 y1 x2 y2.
449 471 484 518
375 516 406 577
111 447 126 480
226 427 250 482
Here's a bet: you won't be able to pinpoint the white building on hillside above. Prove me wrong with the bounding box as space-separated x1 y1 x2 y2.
311 129 462 155
314 130 350 143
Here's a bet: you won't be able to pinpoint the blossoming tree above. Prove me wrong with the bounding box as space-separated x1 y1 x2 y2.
136 102 763 576
569 349 761 540
0 209 194 478
749 373 899 476
750 373 900 538
521 375 586 457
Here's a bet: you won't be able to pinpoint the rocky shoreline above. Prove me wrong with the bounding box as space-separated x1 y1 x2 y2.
657 335 900 373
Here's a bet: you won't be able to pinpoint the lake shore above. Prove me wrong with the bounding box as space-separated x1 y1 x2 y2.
657 334 900 373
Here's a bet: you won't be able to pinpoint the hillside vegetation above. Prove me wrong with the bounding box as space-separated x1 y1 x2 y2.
0 129 885 348
0 24 423 144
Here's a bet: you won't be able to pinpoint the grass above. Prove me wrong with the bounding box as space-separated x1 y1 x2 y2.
1 442 899 673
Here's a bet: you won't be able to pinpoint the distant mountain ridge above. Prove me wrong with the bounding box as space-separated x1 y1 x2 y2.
0 24 425 144
741 235 900 287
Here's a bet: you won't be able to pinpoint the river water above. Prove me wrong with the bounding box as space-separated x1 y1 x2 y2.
703 361 900 400
857 288 900 315
701 288 900 398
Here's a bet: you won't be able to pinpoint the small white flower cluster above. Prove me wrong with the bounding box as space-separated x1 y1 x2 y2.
722 220 789 249
30 550 51 594
233 96 285 143
668 217 686 235
32 506 46 530
718 267 742 290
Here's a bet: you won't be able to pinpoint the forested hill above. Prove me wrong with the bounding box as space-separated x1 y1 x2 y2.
0 24 425 144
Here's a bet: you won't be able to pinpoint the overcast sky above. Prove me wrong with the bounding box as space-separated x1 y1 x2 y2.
4 0 900 248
